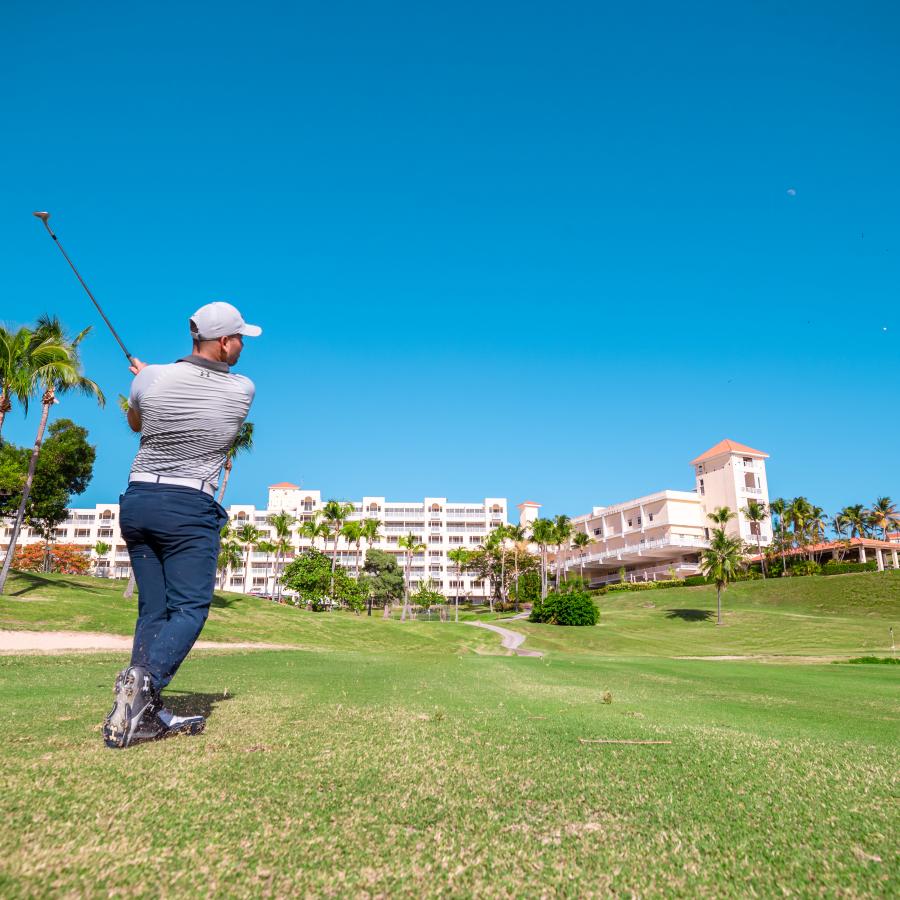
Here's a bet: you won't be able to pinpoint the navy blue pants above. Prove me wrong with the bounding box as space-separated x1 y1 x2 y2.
119 483 229 690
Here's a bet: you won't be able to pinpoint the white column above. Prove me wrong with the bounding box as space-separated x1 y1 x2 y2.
892 549 899 569
859 545 867 564
876 548 884 572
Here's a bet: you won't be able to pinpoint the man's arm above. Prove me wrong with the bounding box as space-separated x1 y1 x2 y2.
128 358 148 432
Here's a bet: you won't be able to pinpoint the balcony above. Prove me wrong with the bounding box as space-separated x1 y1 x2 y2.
742 486 762 495
571 534 709 567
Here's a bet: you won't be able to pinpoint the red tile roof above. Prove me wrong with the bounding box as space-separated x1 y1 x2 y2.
268 482 300 489
517 500 541 507
691 439 769 465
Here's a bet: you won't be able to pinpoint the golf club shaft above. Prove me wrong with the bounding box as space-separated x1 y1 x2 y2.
36 216 135 365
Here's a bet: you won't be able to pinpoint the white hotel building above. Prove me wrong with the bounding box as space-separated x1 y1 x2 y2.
547 439 774 585
2 486 508 602
2 438 774 596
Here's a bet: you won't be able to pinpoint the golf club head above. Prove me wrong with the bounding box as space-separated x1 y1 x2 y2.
33 211 51 222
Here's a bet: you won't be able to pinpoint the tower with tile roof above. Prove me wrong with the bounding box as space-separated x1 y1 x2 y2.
690 440 772 545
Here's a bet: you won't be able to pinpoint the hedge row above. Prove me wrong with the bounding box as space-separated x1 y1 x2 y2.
821 560 878 576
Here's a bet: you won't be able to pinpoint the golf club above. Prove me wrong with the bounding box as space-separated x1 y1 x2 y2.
32 211 136 365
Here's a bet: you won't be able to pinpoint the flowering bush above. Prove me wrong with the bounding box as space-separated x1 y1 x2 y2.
13 542 91 575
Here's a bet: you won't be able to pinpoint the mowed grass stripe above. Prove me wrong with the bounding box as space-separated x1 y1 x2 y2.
1 649 897 897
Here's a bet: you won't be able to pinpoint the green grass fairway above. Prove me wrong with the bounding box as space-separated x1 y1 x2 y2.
517 571 900 658
0 571 499 656
1 571 897 896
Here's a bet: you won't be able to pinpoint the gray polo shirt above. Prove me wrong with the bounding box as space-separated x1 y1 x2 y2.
128 355 255 487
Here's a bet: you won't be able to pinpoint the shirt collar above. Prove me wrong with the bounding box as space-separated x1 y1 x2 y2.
176 354 230 373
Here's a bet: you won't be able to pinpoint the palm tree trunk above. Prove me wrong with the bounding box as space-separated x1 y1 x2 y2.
124 572 136 598
0 390 11 438
0 395 52 595
541 546 547 598
513 550 520 613
216 460 232 504
243 545 251 592
329 529 339 593
716 584 722 625
756 533 765 578
580 554 584 581
401 556 409 622
779 523 787 576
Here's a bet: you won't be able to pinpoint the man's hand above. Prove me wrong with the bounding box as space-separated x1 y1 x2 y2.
129 357 147 376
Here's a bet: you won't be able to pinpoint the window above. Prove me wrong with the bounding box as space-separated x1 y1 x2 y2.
627 519 632 528
468 536 481 543
75 528 91 538
449 536 463 544
593 528 601 536
430 521 441 528
637 517 642 526
649 513 654 522
430 535 443 543
429 550 442 557
699 479 705 496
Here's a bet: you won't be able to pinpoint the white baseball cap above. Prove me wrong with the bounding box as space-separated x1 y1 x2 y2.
189 301 262 340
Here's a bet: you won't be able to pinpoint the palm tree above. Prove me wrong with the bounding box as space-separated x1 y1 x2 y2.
359 517 382 615
256 539 277 595
552 515 572 590
341 520 364 575
788 497 815 562
572 531 591 580
869 497 899 542
0 325 69 438
0 316 104 596
267 511 295 601
505 523 529 611
768 498 789 576
299 516 330 551
93 540 112 577
447 546 471 623
807 505 828 561
217 422 254 504
234 523 261 593
217 539 242 589
398 532 425 621
321 500 355 591
700 529 745 626
741 500 768 578
485 525 509 612
530 518 556 599
840 504 870 539
707 506 735 532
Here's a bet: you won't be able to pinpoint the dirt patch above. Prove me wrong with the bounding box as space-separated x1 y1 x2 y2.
0 630 294 655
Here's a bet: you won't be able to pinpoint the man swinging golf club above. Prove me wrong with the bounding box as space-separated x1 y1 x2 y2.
103 301 260 749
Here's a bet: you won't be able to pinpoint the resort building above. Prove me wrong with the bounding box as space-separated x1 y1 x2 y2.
552 439 775 585
2 486 508 602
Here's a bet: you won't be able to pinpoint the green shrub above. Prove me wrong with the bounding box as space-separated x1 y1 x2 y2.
788 560 822 577
821 560 878 576
683 574 710 587
530 587 599 626
512 570 541 606
836 656 900 665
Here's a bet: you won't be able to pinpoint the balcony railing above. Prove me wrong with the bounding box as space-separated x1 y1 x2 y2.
742 486 762 495
569 534 708 566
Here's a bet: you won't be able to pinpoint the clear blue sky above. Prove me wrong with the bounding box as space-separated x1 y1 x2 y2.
2 1 897 517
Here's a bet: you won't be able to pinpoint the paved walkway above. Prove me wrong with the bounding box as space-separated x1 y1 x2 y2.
0 630 293 655
464 613 543 657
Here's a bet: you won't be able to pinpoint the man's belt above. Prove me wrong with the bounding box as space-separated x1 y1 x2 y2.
130 472 217 498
